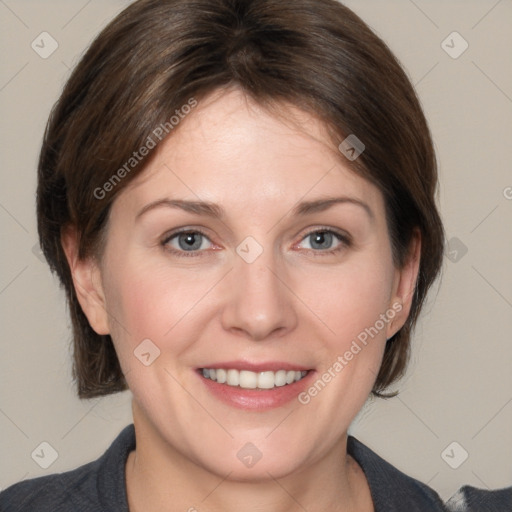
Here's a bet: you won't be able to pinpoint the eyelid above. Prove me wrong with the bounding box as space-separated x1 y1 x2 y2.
161 227 212 245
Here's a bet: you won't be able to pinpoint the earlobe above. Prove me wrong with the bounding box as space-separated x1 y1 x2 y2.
61 227 110 335
386 230 421 339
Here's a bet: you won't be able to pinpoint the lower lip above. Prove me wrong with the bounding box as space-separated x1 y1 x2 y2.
197 370 315 410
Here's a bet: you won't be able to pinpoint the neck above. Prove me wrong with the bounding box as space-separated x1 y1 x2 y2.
125 403 373 512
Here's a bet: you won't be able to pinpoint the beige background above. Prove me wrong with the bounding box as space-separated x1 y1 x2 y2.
1 0 511 502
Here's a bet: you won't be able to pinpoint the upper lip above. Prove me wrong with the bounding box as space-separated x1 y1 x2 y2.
198 361 312 372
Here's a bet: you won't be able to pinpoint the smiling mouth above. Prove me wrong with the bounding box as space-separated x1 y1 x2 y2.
199 368 309 390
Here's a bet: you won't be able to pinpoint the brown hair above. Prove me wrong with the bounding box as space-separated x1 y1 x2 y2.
37 0 444 399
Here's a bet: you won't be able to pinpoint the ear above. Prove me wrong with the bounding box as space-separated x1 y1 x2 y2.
386 229 421 340
61 226 110 335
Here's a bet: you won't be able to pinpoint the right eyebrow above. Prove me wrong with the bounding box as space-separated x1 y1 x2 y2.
135 199 225 221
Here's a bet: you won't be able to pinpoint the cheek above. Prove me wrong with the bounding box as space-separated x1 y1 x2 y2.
295 248 396 406
294 260 394 410
300 252 395 342
102 257 219 360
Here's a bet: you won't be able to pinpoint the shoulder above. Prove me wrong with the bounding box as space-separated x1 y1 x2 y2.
347 435 448 511
445 484 512 512
0 424 135 512
0 463 100 512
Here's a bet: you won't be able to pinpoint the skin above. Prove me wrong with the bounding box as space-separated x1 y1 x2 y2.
63 87 420 512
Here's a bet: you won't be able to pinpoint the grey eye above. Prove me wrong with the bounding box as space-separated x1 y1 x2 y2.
300 230 343 251
165 231 211 252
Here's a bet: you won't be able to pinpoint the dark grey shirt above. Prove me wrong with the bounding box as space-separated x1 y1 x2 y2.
1 424 509 511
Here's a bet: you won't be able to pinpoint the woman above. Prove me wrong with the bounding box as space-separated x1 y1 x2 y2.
0 0 505 510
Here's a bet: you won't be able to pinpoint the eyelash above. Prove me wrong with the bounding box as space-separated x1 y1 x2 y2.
161 228 214 258
302 228 352 255
161 227 352 258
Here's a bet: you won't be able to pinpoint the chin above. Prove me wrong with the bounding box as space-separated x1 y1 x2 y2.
200 451 303 483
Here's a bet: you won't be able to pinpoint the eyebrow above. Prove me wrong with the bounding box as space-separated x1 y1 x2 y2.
135 196 374 221
294 197 374 220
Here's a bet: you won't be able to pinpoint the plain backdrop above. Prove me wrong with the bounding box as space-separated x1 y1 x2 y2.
1 0 511 502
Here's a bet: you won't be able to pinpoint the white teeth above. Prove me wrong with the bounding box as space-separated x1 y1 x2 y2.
239 370 257 389
258 371 276 389
274 370 287 387
226 369 239 386
201 368 308 389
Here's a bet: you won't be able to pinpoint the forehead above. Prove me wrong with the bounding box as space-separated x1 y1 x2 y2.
116 88 384 217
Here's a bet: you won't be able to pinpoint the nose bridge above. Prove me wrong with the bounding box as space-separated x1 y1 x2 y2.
221 239 296 340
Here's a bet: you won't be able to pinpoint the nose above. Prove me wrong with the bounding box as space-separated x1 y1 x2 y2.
220 248 298 341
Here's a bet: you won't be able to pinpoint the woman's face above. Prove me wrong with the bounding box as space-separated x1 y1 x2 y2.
73 88 417 480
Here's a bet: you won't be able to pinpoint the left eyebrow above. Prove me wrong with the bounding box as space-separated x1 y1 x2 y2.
292 196 374 221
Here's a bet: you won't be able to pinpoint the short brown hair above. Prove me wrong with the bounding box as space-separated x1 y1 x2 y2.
37 0 444 399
